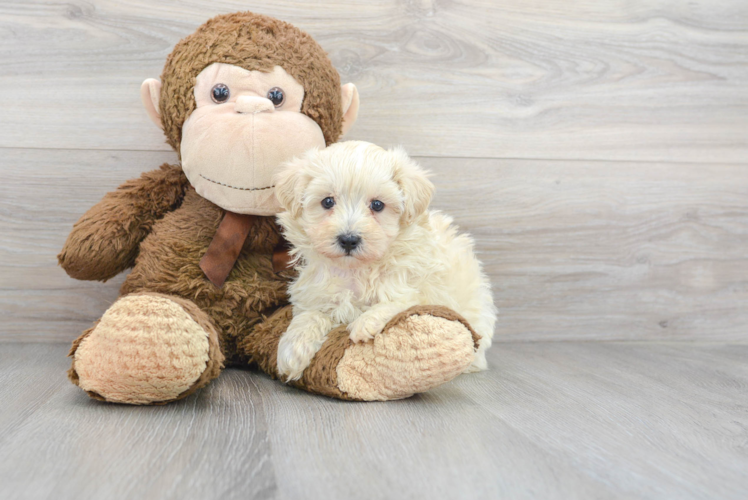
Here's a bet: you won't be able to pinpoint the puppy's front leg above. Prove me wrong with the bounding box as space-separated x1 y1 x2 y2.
348 302 417 343
277 310 334 382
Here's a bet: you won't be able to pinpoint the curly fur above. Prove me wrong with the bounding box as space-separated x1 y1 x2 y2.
274 142 497 380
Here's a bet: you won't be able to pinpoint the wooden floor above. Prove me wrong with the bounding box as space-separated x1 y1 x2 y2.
0 342 746 500
1 1 747 499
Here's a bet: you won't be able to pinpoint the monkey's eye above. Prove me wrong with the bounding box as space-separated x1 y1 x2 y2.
267 87 285 107
370 200 385 212
211 84 230 103
321 197 335 209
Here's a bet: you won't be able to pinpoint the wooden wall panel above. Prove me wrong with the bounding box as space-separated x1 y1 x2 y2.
1 149 745 342
0 0 746 161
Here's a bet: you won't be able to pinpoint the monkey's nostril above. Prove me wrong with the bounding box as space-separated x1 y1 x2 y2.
337 234 362 253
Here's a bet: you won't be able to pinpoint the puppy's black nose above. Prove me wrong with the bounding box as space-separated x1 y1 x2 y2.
337 234 361 254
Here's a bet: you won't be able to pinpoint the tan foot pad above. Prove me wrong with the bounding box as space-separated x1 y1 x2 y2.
336 307 478 401
70 294 221 405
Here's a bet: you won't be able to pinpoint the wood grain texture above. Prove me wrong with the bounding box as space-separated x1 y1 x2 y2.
2 148 746 342
0 342 746 500
2 2 746 498
427 156 748 342
0 344 276 500
0 0 746 161
0 149 177 340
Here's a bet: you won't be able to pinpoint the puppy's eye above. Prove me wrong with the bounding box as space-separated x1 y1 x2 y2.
211 84 230 103
321 197 335 209
267 87 285 107
370 200 385 212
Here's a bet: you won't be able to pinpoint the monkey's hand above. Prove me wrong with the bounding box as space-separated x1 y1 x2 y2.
58 163 189 281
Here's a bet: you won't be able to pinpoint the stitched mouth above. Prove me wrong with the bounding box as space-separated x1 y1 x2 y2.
199 174 275 191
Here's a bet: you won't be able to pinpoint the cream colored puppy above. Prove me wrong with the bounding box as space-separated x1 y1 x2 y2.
273 141 497 381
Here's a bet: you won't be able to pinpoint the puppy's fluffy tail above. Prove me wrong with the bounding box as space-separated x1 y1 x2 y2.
427 210 497 370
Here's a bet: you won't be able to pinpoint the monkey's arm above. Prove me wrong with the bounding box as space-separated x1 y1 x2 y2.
58 163 190 281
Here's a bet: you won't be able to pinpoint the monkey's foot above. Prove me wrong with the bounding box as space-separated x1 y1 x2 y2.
297 306 479 401
68 293 224 405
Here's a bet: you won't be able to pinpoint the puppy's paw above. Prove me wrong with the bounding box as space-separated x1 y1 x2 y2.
277 313 332 382
348 312 388 344
277 332 319 382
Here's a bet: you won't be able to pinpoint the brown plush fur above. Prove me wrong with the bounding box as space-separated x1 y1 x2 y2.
60 169 346 400
58 164 190 281
160 11 343 151
59 11 346 402
291 324 354 400
119 182 291 365
59 11 478 404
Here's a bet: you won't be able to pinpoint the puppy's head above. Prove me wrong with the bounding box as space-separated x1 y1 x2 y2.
273 141 433 267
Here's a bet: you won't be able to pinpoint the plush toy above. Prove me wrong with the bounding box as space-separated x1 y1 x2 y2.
58 11 479 405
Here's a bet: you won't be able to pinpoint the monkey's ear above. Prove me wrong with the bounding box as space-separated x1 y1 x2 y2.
140 78 163 130
340 83 359 136
391 147 434 225
273 155 314 218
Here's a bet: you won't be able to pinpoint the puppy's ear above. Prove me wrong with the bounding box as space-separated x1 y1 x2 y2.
391 147 434 224
273 154 313 218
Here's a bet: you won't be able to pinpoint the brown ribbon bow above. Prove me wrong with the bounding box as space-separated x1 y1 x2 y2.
199 211 292 288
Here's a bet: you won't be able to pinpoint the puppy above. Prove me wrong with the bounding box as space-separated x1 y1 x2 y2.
273 141 497 381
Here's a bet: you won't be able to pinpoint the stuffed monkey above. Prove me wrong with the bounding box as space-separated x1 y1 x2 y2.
59 12 479 405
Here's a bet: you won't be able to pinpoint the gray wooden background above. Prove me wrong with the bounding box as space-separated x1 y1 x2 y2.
2 3 748 499
1 0 747 343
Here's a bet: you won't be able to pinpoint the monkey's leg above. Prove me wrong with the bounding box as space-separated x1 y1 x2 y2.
68 293 224 405
240 305 479 401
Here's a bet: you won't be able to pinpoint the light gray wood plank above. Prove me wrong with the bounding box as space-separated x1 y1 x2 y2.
0 344 70 440
0 342 746 500
256 342 748 500
0 0 746 162
0 148 177 340
452 342 748 500
425 156 748 342
252 380 619 500
0 345 276 500
2 148 746 342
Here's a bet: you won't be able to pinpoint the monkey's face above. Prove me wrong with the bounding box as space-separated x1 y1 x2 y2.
180 63 327 215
